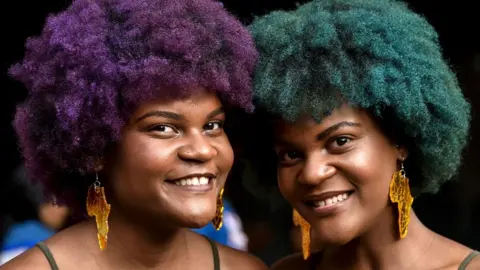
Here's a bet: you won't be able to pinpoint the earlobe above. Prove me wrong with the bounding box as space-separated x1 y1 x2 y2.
95 157 105 172
395 145 408 161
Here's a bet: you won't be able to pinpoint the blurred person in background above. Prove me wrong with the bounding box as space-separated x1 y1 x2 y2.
0 166 70 265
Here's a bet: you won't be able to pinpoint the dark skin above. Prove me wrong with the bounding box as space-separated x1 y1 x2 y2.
271 106 479 270
1 88 267 270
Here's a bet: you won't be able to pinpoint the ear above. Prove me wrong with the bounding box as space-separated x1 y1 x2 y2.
395 145 409 161
94 157 105 172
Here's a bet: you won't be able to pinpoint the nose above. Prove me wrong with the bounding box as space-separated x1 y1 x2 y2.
178 132 217 163
298 152 336 185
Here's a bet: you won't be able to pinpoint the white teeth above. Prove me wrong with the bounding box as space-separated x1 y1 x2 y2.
173 177 211 186
312 192 350 208
192 178 199 185
200 177 209 185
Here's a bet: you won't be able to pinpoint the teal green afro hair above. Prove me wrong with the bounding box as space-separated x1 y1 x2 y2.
248 0 471 195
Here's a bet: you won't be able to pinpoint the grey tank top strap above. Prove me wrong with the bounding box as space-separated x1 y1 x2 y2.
35 242 59 270
459 250 479 270
204 236 220 270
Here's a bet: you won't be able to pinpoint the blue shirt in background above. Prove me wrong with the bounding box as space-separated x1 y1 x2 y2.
1 220 54 265
193 199 248 250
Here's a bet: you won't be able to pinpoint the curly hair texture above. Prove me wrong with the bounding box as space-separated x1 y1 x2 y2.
10 0 258 209
249 0 471 195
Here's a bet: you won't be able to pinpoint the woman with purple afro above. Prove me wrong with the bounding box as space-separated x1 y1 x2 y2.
2 0 266 269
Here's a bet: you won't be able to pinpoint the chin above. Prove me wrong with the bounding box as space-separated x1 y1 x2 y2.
316 232 355 247
178 206 216 229
166 199 217 228
313 222 359 247
182 215 215 229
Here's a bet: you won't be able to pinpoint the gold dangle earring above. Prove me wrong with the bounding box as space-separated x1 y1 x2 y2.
212 188 224 230
86 172 111 251
389 162 414 239
293 209 311 260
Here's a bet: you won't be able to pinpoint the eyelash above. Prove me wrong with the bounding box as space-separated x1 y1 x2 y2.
150 124 176 133
149 121 224 134
278 150 302 163
328 136 352 149
204 121 224 131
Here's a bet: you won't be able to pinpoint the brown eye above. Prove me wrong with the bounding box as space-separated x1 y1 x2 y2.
154 125 171 132
204 121 223 131
149 125 178 135
327 136 353 151
335 137 350 146
282 151 301 161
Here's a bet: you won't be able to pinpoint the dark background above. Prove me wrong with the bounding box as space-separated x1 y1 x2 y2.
1 0 478 265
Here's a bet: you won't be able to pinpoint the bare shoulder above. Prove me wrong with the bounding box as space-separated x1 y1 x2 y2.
217 244 268 270
270 253 310 270
432 234 480 270
0 244 52 270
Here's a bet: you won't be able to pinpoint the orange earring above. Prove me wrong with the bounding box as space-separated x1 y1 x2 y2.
212 188 224 230
293 209 311 260
389 162 414 239
86 173 111 250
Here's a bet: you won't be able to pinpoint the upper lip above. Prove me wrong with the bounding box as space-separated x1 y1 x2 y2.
303 190 353 202
167 173 216 182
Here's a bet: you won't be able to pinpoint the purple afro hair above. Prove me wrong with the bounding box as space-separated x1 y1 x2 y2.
10 0 258 208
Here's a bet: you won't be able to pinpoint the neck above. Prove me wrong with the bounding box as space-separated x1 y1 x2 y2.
88 208 190 269
324 209 437 269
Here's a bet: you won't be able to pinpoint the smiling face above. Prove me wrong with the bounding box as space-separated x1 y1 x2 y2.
274 106 406 245
104 88 233 229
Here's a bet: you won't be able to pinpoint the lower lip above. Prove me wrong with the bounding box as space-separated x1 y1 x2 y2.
306 192 353 217
165 178 215 193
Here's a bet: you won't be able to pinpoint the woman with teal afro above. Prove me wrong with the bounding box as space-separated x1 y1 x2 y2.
249 0 478 269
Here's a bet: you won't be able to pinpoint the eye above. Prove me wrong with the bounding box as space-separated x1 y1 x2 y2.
204 121 224 133
150 125 178 135
329 136 352 149
278 150 302 162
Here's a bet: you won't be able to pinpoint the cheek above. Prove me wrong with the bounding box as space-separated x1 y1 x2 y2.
342 143 397 201
277 167 297 201
216 135 234 173
122 137 174 175
110 135 176 198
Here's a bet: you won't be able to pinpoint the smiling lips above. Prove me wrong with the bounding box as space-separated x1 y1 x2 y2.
173 176 211 186
166 173 216 187
312 192 350 208
304 191 353 209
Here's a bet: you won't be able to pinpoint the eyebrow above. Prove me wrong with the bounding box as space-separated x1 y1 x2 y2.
135 111 183 122
135 106 224 123
206 106 225 119
316 121 361 141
